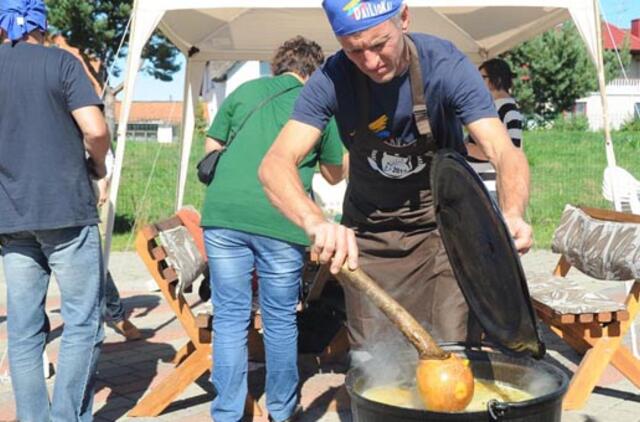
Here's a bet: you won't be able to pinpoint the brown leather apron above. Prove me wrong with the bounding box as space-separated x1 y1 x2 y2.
341 37 479 351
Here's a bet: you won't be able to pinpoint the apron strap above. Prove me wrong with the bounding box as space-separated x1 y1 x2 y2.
354 66 371 131
405 36 432 137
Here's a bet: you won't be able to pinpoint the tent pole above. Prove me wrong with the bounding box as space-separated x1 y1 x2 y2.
175 59 206 211
102 3 164 270
594 0 616 168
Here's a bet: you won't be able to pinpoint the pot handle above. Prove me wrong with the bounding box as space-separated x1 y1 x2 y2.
487 399 510 420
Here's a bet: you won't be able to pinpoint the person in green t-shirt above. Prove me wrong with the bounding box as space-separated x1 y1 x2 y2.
200 36 345 422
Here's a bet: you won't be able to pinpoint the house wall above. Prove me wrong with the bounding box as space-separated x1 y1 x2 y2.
577 79 640 130
204 61 266 125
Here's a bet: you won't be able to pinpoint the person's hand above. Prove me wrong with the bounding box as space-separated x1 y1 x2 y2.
504 214 533 255
304 215 358 274
96 178 109 208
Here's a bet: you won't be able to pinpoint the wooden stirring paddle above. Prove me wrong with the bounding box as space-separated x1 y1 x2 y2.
336 264 474 412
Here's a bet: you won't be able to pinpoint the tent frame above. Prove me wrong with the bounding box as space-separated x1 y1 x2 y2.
103 0 614 267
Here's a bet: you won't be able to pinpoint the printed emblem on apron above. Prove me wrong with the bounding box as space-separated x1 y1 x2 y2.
367 149 428 179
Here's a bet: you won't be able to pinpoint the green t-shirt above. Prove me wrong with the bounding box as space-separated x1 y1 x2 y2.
201 74 343 246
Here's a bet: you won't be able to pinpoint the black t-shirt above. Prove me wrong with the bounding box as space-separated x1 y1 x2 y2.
0 42 103 234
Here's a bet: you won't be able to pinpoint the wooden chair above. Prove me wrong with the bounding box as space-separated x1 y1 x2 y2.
128 208 263 417
526 205 640 410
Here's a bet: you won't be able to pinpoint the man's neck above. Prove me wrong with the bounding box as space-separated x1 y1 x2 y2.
1 31 44 45
282 72 307 84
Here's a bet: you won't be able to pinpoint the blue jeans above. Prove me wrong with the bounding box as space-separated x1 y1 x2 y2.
204 228 304 422
0 225 105 422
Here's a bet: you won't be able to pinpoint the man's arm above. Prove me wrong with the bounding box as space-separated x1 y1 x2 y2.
259 120 358 273
464 140 488 161
319 152 349 184
205 137 225 154
466 117 532 254
71 105 110 179
319 162 344 185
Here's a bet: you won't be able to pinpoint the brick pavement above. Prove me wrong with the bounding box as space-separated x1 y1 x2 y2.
0 251 638 421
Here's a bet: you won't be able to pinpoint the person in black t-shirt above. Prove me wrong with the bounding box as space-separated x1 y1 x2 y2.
0 2 109 420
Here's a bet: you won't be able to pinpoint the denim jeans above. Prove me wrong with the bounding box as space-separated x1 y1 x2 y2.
103 271 125 322
204 228 304 422
0 225 105 422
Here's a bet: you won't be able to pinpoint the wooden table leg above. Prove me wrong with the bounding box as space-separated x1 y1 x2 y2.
128 349 211 417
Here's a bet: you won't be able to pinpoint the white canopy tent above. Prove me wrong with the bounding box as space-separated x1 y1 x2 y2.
105 0 614 266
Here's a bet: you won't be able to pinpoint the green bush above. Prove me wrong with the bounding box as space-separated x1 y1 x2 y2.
551 114 590 132
619 115 640 132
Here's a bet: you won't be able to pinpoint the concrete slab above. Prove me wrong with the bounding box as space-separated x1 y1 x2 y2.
0 251 638 421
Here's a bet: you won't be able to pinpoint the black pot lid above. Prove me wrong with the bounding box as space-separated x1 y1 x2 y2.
431 151 545 359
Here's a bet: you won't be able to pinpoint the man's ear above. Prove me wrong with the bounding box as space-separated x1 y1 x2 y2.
400 4 410 33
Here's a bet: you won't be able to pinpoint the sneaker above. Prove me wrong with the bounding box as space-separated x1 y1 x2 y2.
268 404 303 422
111 319 142 341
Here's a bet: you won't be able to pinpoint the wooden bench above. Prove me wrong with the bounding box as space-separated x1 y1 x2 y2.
526 205 640 410
127 208 263 417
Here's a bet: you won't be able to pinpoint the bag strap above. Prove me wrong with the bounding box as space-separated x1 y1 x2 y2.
226 84 299 148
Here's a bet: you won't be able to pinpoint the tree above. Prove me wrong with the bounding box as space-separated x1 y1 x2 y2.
46 0 182 137
503 21 630 122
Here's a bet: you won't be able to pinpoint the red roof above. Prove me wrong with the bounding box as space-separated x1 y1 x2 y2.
114 101 210 125
603 21 640 53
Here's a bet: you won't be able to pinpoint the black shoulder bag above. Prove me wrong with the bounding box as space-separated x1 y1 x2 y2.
197 85 298 185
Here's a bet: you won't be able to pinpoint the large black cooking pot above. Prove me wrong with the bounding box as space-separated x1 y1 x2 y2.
345 152 569 421
346 344 568 421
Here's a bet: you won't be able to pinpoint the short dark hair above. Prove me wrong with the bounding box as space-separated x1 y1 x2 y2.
479 58 514 92
271 36 325 78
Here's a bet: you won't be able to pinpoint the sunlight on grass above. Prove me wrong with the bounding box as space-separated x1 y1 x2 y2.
109 131 640 251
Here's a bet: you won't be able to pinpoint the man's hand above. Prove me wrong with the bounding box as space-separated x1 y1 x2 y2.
504 214 533 255
304 215 358 274
96 178 110 208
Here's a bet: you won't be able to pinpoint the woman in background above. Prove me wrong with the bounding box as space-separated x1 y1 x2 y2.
466 58 524 201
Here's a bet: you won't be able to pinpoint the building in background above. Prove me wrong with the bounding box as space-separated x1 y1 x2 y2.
201 60 272 124
575 18 640 130
114 101 198 142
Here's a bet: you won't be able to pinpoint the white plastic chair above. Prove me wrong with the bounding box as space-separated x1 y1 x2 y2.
603 166 640 214
603 165 640 358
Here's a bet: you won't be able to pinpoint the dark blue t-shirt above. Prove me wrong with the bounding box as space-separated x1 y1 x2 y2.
292 33 497 152
0 43 102 234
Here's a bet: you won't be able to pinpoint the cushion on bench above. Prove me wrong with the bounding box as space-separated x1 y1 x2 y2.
526 272 625 315
551 204 640 281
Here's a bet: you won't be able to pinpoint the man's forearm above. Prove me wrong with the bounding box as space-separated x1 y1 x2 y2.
259 153 325 232
84 132 110 165
493 147 529 218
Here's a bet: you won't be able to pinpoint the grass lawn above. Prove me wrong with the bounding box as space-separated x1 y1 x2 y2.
110 130 640 251
525 130 640 248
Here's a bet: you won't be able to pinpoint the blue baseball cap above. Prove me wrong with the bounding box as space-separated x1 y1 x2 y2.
322 0 403 36
0 0 47 42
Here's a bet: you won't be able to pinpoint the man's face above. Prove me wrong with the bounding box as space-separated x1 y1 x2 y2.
337 9 409 84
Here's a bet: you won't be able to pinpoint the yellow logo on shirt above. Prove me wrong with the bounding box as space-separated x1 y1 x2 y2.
368 115 391 138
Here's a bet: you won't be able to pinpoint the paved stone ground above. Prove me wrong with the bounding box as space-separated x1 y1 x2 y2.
0 250 638 421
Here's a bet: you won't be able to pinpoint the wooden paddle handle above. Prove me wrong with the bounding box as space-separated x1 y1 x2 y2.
336 264 449 360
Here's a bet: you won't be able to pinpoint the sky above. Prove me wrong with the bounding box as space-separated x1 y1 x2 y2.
114 0 638 102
